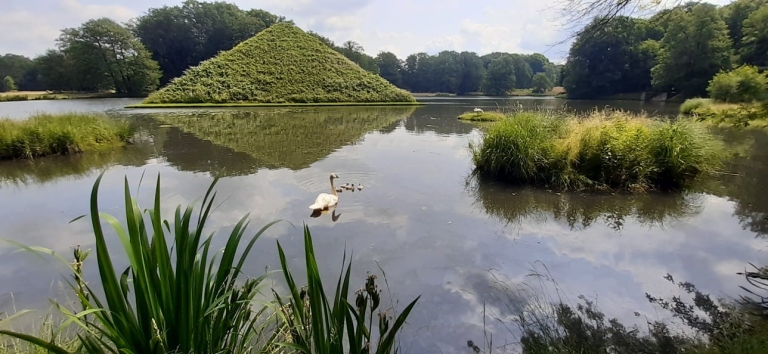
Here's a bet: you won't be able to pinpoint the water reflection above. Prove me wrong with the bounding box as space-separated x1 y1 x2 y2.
310 206 342 221
467 173 704 232
696 128 768 237
0 139 157 187
148 106 417 171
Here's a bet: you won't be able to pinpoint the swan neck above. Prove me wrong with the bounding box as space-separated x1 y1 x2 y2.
330 176 337 196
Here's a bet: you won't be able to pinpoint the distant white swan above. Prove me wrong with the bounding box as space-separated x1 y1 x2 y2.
309 173 339 210
474 108 484 112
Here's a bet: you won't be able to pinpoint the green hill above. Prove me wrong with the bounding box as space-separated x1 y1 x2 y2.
140 23 416 105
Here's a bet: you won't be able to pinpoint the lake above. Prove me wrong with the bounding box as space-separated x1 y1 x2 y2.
0 97 765 353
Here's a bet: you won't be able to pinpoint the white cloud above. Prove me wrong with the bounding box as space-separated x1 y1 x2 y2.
0 0 137 57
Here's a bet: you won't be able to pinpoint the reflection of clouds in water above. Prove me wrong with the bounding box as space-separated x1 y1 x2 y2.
1 110 767 354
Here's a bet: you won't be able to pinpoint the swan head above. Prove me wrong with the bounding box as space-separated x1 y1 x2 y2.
330 173 339 179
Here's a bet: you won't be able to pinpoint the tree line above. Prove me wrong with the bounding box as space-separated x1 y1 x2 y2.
0 0 561 97
563 0 768 99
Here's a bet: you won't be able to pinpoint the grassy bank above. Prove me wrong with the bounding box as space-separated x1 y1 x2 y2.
0 173 418 353
127 101 424 108
0 113 132 159
458 111 506 121
470 110 725 191
143 23 415 104
0 91 126 102
680 98 768 128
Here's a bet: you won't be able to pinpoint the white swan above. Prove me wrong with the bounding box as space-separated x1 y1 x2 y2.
474 108 484 112
309 173 340 210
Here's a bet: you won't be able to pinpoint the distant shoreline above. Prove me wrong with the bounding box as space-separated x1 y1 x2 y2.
126 101 426 108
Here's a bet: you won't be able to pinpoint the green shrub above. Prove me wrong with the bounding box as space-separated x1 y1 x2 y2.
0 113 132 160
470 110 724 191
707 65 768 103
144 23 415 104
680 98 713 114
531 73 553 94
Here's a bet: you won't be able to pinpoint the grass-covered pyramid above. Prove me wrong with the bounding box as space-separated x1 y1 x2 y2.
140 23 416 105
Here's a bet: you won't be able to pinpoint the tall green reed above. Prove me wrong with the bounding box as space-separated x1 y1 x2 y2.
274 225 420 354
1 172 279 353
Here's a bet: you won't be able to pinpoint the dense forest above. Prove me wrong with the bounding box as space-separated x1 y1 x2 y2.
0 0 561 97
563 0 768 99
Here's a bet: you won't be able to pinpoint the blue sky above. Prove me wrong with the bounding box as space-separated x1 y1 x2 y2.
1 0 733 63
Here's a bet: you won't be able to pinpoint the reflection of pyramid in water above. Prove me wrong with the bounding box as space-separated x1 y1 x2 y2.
143 22 415 104
152 106 416 171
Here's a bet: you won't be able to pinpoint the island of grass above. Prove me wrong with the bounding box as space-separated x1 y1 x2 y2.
680 98 768 128
470 110 725 192
0 113 131 160
129 22 419 108
458 111 506 121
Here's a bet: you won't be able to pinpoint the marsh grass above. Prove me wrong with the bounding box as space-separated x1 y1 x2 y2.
458 111 506 122
144 23 415 104
680 98 714 114
0 113 132 160
470 109 725 191
273 225 420 353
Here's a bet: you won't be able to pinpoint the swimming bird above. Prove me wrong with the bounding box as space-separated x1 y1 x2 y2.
357 184 363 191
474 108 484 112
336 187 344 193
309 173 340 210
349 183 355 192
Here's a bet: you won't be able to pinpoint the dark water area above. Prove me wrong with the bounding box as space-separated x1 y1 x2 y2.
0 96 764 353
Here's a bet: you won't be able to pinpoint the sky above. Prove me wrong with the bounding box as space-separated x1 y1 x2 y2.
0 0 734 63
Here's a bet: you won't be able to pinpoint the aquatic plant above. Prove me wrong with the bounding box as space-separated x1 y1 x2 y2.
470 109 725 191
0 172 420 354
142 23 415 105
1 173 279 353
0 113 132 160
680 98 714 114
458 111 506 122
273 225 419 354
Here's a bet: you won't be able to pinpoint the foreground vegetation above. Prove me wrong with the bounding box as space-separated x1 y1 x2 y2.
141 23 415 105
0 173 419 353
0 113 132 160
470 110 725 191
466 264 768 354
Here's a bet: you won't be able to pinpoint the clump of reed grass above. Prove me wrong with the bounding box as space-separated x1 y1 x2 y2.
680 98 714 114
458 111 506 122
470 109 725 191
273 225 419 353
0 173 280 353
0 113 132 160
0 172 420 354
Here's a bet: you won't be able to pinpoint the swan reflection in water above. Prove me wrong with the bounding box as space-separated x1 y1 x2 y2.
310 205 341 222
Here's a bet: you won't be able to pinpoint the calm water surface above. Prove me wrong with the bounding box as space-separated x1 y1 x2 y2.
0 97 765 353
